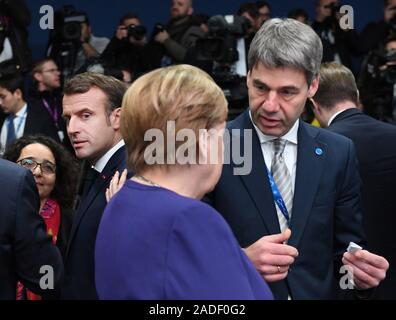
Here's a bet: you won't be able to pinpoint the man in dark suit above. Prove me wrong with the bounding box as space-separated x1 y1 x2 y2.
310 62 396 299
61 72 127 299
207 18 389 300
0 158 63 299
0 74 60 155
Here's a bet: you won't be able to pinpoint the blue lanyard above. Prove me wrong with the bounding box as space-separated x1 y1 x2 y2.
266 167 290 224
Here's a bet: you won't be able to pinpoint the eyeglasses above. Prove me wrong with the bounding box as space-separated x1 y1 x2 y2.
17 158 56 175
41 68 59 73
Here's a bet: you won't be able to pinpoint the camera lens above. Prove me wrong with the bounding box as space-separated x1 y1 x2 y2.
62 21 81 41
128 25 147 41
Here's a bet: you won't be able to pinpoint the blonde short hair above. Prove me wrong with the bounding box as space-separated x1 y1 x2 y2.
121 64 228 173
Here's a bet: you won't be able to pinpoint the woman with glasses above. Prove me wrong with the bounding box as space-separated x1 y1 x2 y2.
3 135 79 299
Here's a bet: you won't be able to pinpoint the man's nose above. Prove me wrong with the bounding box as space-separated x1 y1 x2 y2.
262 90 280 113
67 117 79 135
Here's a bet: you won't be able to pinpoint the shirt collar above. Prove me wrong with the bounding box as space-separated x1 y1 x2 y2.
92 140 125 173
327 109 346 127
249 110 299 145
15 104 27 117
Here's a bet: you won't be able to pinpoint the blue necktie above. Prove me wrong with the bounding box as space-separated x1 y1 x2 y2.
6 114 16 147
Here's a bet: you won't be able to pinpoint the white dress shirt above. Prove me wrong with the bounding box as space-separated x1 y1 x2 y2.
92 139 125 173
327 109 347 127
0 104 28 154
249 111 299 192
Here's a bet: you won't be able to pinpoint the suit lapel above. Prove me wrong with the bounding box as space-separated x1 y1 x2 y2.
66 146 126 256
288 122 327 247
233 112 281 235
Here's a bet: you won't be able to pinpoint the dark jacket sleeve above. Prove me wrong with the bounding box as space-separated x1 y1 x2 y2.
163 26 204 63
14 170 63 297
0 0 31 28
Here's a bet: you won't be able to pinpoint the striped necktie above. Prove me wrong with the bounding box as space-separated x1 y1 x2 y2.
271 139 293 232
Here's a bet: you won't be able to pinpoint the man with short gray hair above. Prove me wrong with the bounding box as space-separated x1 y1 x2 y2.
208 18 389 299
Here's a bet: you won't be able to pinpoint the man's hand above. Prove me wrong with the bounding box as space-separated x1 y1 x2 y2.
244 229 299 282
116 25 128 40
342 250 389 290
154 30 170 44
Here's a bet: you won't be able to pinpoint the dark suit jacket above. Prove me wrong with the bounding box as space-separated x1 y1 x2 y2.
0 159 63 299
328 108 396 299
0 102 61 144
207 110 366 300
61 146 126 299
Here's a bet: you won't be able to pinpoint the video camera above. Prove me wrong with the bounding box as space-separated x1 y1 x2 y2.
195 15 250 64
358 43 396 123
127 25 147 41
324 1 342 16
151 23 166 39
48 5 88 79
53 5 88 43
369 49 396 84
193 15 251 119
322 1 344 26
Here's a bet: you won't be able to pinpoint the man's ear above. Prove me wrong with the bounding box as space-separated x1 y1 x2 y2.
14 88 23 100
307 76 320 98
111 108 122 130
246 70 251 88
33 72 43 83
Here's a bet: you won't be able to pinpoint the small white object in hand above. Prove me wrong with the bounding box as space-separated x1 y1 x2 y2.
347 242 363 254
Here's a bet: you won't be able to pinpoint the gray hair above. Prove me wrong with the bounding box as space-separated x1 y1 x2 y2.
248 18 323 84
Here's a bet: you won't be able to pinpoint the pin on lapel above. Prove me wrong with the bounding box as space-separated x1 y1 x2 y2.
315 147 323 156
101 174 107 180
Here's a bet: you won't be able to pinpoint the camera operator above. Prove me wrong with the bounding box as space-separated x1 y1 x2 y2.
360 0 396 55
237 3 261 35
256 1 271 27
0 0 32 75
47 6 109 79
312 0 361 71
101 13 152 80
186 14 252 119
152 0 205 65
358 36 396 123
75 15 109 72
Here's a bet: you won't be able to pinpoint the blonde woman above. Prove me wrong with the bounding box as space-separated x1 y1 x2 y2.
95 65 273 300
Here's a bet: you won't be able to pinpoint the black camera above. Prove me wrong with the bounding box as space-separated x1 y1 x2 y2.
195 15 250 63
127 25 147 41
324 2 342 16
192 15 251 119
378 50 396 84
53 5 87 42
151 23 166 39
364 46 396 84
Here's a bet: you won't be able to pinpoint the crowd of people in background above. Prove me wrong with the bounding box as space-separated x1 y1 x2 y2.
0 0 395 300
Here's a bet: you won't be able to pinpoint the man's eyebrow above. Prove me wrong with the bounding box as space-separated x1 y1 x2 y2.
279 85 300 91
62 108 94 118
252 79 268 87
252 79 299 91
